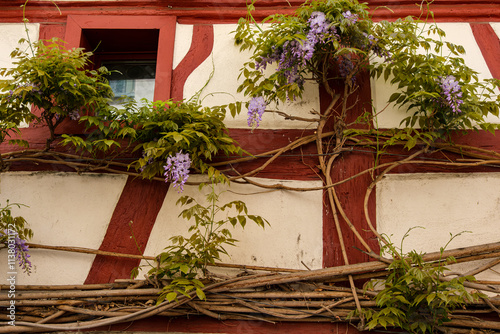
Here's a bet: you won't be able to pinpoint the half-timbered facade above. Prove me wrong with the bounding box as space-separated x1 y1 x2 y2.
0 0 500 333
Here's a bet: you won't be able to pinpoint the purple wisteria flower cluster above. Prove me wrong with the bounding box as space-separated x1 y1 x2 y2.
139 151 154 172
255 11 335 86
438 75 463 113
342 11 359 26
250 11 339 129
14 234 31 273
68 110 80 120
163 151 191 193
5 83 42 104
339 55 355 83
2 229 31 274
247 96 267 129
362 32 391 61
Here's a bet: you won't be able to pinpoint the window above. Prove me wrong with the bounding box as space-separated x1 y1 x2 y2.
104 60 156 104
64 15 176 102
82 28 159 105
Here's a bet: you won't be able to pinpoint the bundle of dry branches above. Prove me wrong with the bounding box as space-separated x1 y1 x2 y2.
1 241 500 333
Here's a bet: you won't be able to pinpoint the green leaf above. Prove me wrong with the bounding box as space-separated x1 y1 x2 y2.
172 132 184 143
179 264 189 274
196 288 206 300
166 292 178 302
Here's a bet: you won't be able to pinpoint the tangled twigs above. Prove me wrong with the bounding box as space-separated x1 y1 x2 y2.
2 242 500 333
266 109 321 123
24 242 302 273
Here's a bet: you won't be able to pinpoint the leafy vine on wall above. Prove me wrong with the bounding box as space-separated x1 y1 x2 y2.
1 0 500 333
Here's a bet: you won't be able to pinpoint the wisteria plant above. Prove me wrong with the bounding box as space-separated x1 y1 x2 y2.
0 201 33 274
372 17 500 135
61 98 245 185
0 38 114 148
352 230 482 333
133 182 268 304
236 0 386 128
236 0 500 140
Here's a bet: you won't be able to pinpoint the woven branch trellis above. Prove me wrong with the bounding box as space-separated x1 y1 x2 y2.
1 241 500 333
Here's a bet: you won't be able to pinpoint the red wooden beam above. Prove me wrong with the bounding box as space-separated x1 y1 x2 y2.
172 25 215 101
93 315 366 334
0 0 500 23
84 177 169 284
471 23 500 80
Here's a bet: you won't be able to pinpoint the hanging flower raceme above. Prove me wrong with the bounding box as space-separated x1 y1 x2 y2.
342 11 359 25
247 96 267 129
438 75 463 113
2 229 31 274
163 151 191 192
249 11 338 129
255 11 336 86
339 54 355 83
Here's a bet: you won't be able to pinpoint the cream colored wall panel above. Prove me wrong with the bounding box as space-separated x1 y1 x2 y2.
0 23 39 70
376 172 500 281
172 24 193 70
376 172 500 251
183 24 320 130
491 22 500 38
0 172 127 284
140 175 323 274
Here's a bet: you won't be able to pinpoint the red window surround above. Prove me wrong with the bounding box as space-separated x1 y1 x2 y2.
64 15 176 101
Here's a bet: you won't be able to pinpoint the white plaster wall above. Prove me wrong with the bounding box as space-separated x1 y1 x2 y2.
491 22 500 39
376 172 500 281
371 23 499 128
0 23 39 70
140 175 324 274
183 24 321 130
0 172 127 284
173 24 193 70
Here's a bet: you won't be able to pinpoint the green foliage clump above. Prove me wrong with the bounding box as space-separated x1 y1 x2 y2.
0 201 32 244
0 38 113 145
372 17 500 134
62 98 244 184
356 230 482 333
133 183 268 304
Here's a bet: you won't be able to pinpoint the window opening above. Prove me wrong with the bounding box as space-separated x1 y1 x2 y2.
82 29 159 106
103 60 156 105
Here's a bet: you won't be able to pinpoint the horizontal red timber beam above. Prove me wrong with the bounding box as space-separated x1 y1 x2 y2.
0 0 499 23
0 127 321 181
95 315 364 334
376 130 500 175
222 128 320 181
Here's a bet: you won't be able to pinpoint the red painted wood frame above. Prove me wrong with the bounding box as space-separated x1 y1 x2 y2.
1 1 500 23
64 15 176 101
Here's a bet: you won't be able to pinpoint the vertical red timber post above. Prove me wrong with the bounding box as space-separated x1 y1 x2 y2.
470 23 500 80
322 72 379 268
